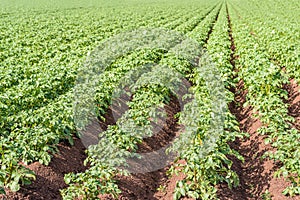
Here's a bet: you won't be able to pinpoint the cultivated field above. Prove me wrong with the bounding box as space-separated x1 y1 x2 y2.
0 0 299 199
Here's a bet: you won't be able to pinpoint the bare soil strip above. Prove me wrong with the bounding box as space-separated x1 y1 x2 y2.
204 3 222 44
218 80 275 200
218 80 299 200
3 8 299 200
2 95 182 200
284 79 300 130
2 138 87 200
98 95 182 200
152 8 224 199
219 81 300 200
218 6 300 200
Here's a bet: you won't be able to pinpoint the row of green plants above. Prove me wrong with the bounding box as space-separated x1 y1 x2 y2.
0 0 222 196
3 0 298 199
187 2 221 46
0 1 196 93
168 4 245 199
233 0 300 84
228 2 300 196
62 48 171 199
0 2 216 195
60 5 226 198
175 4 218 34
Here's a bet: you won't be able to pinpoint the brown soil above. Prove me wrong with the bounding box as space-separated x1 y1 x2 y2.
154 160 193 200
103 95 187 200
0 138 87 200
1 91 188 200
1 83 299 200
285 79 300 129
217 80 300 200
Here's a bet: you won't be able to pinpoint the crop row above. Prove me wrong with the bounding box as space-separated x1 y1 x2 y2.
168 3 245 199
228 2 300 196
228 0 300 84
0 1 221 195
0 3 202 195
61 2 247 199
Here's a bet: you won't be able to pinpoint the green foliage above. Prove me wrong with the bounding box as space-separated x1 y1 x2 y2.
228 1 300 196
0 0 298 199
1 1 218 194
0 142 35 195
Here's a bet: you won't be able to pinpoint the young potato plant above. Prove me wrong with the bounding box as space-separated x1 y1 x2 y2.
0 141 35 195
